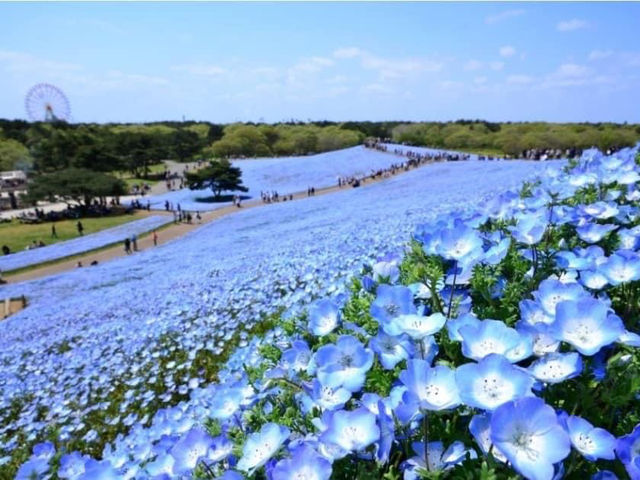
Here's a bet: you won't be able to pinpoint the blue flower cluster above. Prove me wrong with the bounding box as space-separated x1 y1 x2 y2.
0 215 171 272
2 152 556 477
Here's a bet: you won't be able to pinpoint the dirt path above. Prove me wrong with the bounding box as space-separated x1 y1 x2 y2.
4 159 429 284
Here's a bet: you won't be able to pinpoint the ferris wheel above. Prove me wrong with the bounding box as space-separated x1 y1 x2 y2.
25 83 72 122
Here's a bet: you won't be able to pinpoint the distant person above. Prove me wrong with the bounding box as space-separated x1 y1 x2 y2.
51 224 58 238
152 230 158 246
124 238 132 254
2 245 10 255
90 260 98 266
77 221 84 236
131 234 138 252
77 261 83 268
31 240 38 250
38 240 45 248
196 212 201 223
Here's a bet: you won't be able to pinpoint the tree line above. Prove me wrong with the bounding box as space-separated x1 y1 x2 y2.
1 118 639 212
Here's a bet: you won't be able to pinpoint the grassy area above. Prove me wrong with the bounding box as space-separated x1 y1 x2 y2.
0 213 146 253
4 217 176 277
115 163 166 191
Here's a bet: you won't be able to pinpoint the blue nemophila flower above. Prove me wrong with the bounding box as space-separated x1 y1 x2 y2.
400 359 461 411
437 221 484 263
58 452 89 479
320 407 380 453
600 250 640 286
281 340 311 372
581 201 619 220
576 223 617 244
529 352 582 384
77 459 119 480
404 440 477 477
459 319 521 361
370 285 416 325
469 413 507 462
510 215 547 245
562 415 616 461
579 269 610 290
550 297 624 356
271 444 332 480
369 331 414 369
15 457 50 480
237 423 290 473
304 378 352 411
314 335 374 392
519 299 554 327
170 428 229 475
532 278 588 316
209 387 244 420
456 354 534 411
490 397 570 480
616 424 640 479
483 236 511 265
372 253 401 283
383 312 446 339
308 299 341 336
447 313 480 342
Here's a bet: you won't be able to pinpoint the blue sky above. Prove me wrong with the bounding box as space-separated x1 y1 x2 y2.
1 2 639 124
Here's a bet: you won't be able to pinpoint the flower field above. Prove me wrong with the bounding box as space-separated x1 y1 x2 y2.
12 144 640 478
0 155 551 478
0 215 172 273
140 145 430 211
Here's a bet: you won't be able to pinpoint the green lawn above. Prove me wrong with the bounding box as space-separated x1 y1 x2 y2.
0 213 145 253
116 163 165 191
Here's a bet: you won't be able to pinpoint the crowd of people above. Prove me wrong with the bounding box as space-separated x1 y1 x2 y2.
365 140 472 162
260 191 294 203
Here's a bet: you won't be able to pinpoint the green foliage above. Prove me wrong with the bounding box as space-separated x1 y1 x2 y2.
26 167 127 207
185 159 248 199
391 121 640 156
209 123 365 158
0 138 32 171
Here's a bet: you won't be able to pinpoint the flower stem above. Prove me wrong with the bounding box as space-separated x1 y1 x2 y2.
447 261 458 319
422 410 430 471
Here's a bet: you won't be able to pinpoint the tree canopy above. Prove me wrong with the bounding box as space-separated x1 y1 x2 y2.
185 159 248 199
27 168 127 208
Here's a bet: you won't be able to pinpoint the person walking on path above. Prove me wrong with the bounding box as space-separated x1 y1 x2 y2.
77 221 84 236
124 238 131 254
196 212 201 223
131 234 138 252
153 230 158 246
51 224 58 238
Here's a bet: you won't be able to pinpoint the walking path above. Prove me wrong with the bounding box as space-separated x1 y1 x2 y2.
3 152 441 284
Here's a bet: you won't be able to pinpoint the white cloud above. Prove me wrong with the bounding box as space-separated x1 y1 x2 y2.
171 63 227 76
333 47 363 59
485 9 525 24
464 60 484 71
332 46 442 79
556 19 589 32
361 83 395 95
588 50 614 61
361 54 442 79
499 46 516 58
489 61 505 71
507 74 534 85
556 63 590 78
288 57 334 77
0 50 82 74
474 76 488 85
